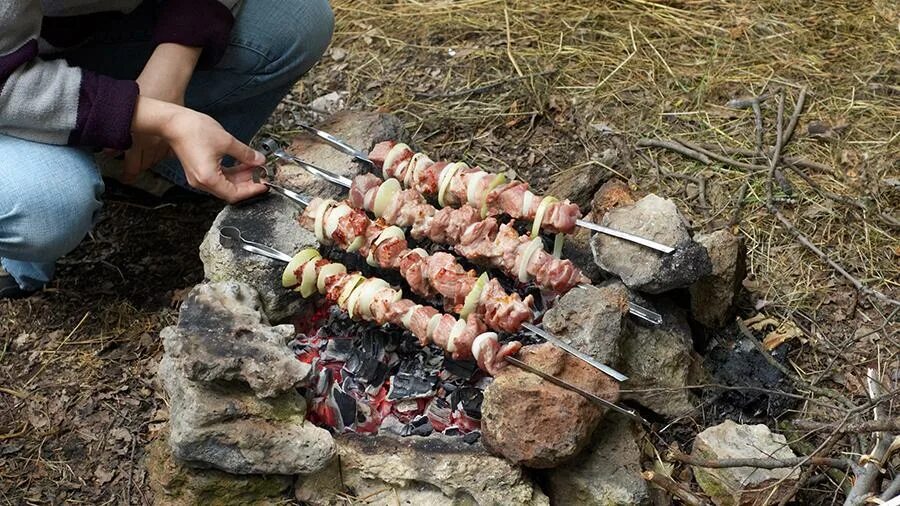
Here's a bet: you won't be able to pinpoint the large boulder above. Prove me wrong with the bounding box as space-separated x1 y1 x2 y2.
295 434 548 506
199 111 407 322
591 194 712 294
546 413 650 506
146 436 293 506
481 343 620 468
690 229 746 328
619 299 701 418
691 420 799 506
542 281 630 366
159 281 335 475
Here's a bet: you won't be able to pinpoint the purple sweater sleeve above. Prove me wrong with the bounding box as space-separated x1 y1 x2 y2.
152 0 239 68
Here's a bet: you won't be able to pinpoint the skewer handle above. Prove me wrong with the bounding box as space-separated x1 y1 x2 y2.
259 138 353 188
521 322 628 381
297 123 373 165
575 219 675 254
219 226 293 263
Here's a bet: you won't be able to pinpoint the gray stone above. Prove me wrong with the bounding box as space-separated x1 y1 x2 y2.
159 355 335 475
158 281 335 475
164 281 309 398
690 229 746 328
619 299 701 418
199 111 407 322
146 435 293 506
295 433 548 506
542 281 630 366
591 194 712 294
692 420 799 506
561 227 604 283
546 413 650 506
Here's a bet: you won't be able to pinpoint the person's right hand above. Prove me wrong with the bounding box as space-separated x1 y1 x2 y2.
131 96 267 203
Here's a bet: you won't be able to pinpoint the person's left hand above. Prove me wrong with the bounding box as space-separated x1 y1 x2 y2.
122 43 199 183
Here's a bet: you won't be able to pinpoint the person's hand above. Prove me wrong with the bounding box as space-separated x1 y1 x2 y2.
122 43 199 183
131 96 267 203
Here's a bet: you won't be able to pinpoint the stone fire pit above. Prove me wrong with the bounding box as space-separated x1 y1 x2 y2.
149 112 747 505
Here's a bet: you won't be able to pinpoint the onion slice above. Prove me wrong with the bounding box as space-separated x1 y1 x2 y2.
401 304 421 328
373 178 401 218
521 191 533 219
480 174 507 218
466 172 488 206
460 272 489 319
437 162 464 207
531 196 558 238
426 314 442 341
346 236 365 253
316 263 346 294
446 319 467 353
281 248 321 288
324 204 351 239
553 233 565 259
299 258 320 298
382 143 410 178
517 237 543 283
471 332 498 361
406 153 431 188
314 199 337 244
338 274 364 307
358 279 390 319
366 226 406 267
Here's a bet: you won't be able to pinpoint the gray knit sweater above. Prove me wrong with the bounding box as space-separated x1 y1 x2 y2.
0 0 241 150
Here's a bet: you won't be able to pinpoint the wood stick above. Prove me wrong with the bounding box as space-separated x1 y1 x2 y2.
666 450 853 471
790 419 900 434
642 471 710 506
637 138 712 164
765 94 786 206
880 473 900 502
844 370 897 506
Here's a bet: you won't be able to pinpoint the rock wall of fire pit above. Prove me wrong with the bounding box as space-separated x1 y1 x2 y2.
158 281 335 475
199 111 408 322
295 433 548 505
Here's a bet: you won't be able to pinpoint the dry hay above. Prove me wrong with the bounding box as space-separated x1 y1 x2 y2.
284 0 898 314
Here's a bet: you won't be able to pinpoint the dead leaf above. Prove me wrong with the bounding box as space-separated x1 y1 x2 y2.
743 313 779 331
763 320 804 350
94 467 115 485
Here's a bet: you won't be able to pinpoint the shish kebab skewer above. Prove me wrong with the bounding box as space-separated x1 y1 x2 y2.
277 130 675 254
252 156 662 325
217 226 645 424
251 170 628 380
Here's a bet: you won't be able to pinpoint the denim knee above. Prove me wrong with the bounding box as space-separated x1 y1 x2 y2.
0 141 103 263
235 0 334 84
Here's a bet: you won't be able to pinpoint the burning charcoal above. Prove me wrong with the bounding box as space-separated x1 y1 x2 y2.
443 427 461 436
443 358 478 380
462 431 481 444
425 397 452 432
333 386 358 430
321 336 354 361
450 387 483 419
388 359 439 401
344 354 389 386
401 416 433 437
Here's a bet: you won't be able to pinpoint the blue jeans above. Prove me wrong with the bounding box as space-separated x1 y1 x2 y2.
0 0 333 290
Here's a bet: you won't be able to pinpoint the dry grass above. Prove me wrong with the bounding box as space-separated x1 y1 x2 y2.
294 0 898 314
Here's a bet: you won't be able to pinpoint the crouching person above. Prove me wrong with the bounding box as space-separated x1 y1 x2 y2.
0 0 334 298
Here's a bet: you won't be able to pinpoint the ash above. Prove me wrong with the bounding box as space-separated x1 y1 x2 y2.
289 304 486 441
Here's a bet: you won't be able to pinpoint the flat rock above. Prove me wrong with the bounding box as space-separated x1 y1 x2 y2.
481 343 620 468
591 194 712 293
199 111 407 322
692 420 799 506
164 281 308 398
146 435 293 506
295 433 548 506
546 412 650 506
619 298 702 418
690 229 746 328
542 282 631 366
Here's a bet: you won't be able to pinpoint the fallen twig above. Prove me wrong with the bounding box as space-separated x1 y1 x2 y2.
729 181 750 227
843 370 897 506
880 473 900 502
765 93 786 206
790 419 900 434
666 449 853 471
637 138 712 164
642 470 710 506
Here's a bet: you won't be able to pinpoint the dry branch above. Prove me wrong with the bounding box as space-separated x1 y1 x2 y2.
642 471 710 506
843 370 897 506
666 449 853 471
790 419 900 434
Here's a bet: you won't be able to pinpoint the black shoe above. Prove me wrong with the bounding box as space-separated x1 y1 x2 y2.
0 267 36 299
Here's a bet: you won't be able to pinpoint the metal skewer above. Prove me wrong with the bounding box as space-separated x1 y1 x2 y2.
251 164 664 327
220 223 632 383
504 356 647 426
277 132 675 254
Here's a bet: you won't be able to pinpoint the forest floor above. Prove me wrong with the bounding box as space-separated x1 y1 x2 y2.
1 0 897 504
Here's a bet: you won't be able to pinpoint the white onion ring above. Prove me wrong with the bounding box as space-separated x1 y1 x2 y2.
316 263 346 294
446 319 467 353
314 199 336 244
382 143 410 178
517 238 543 283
